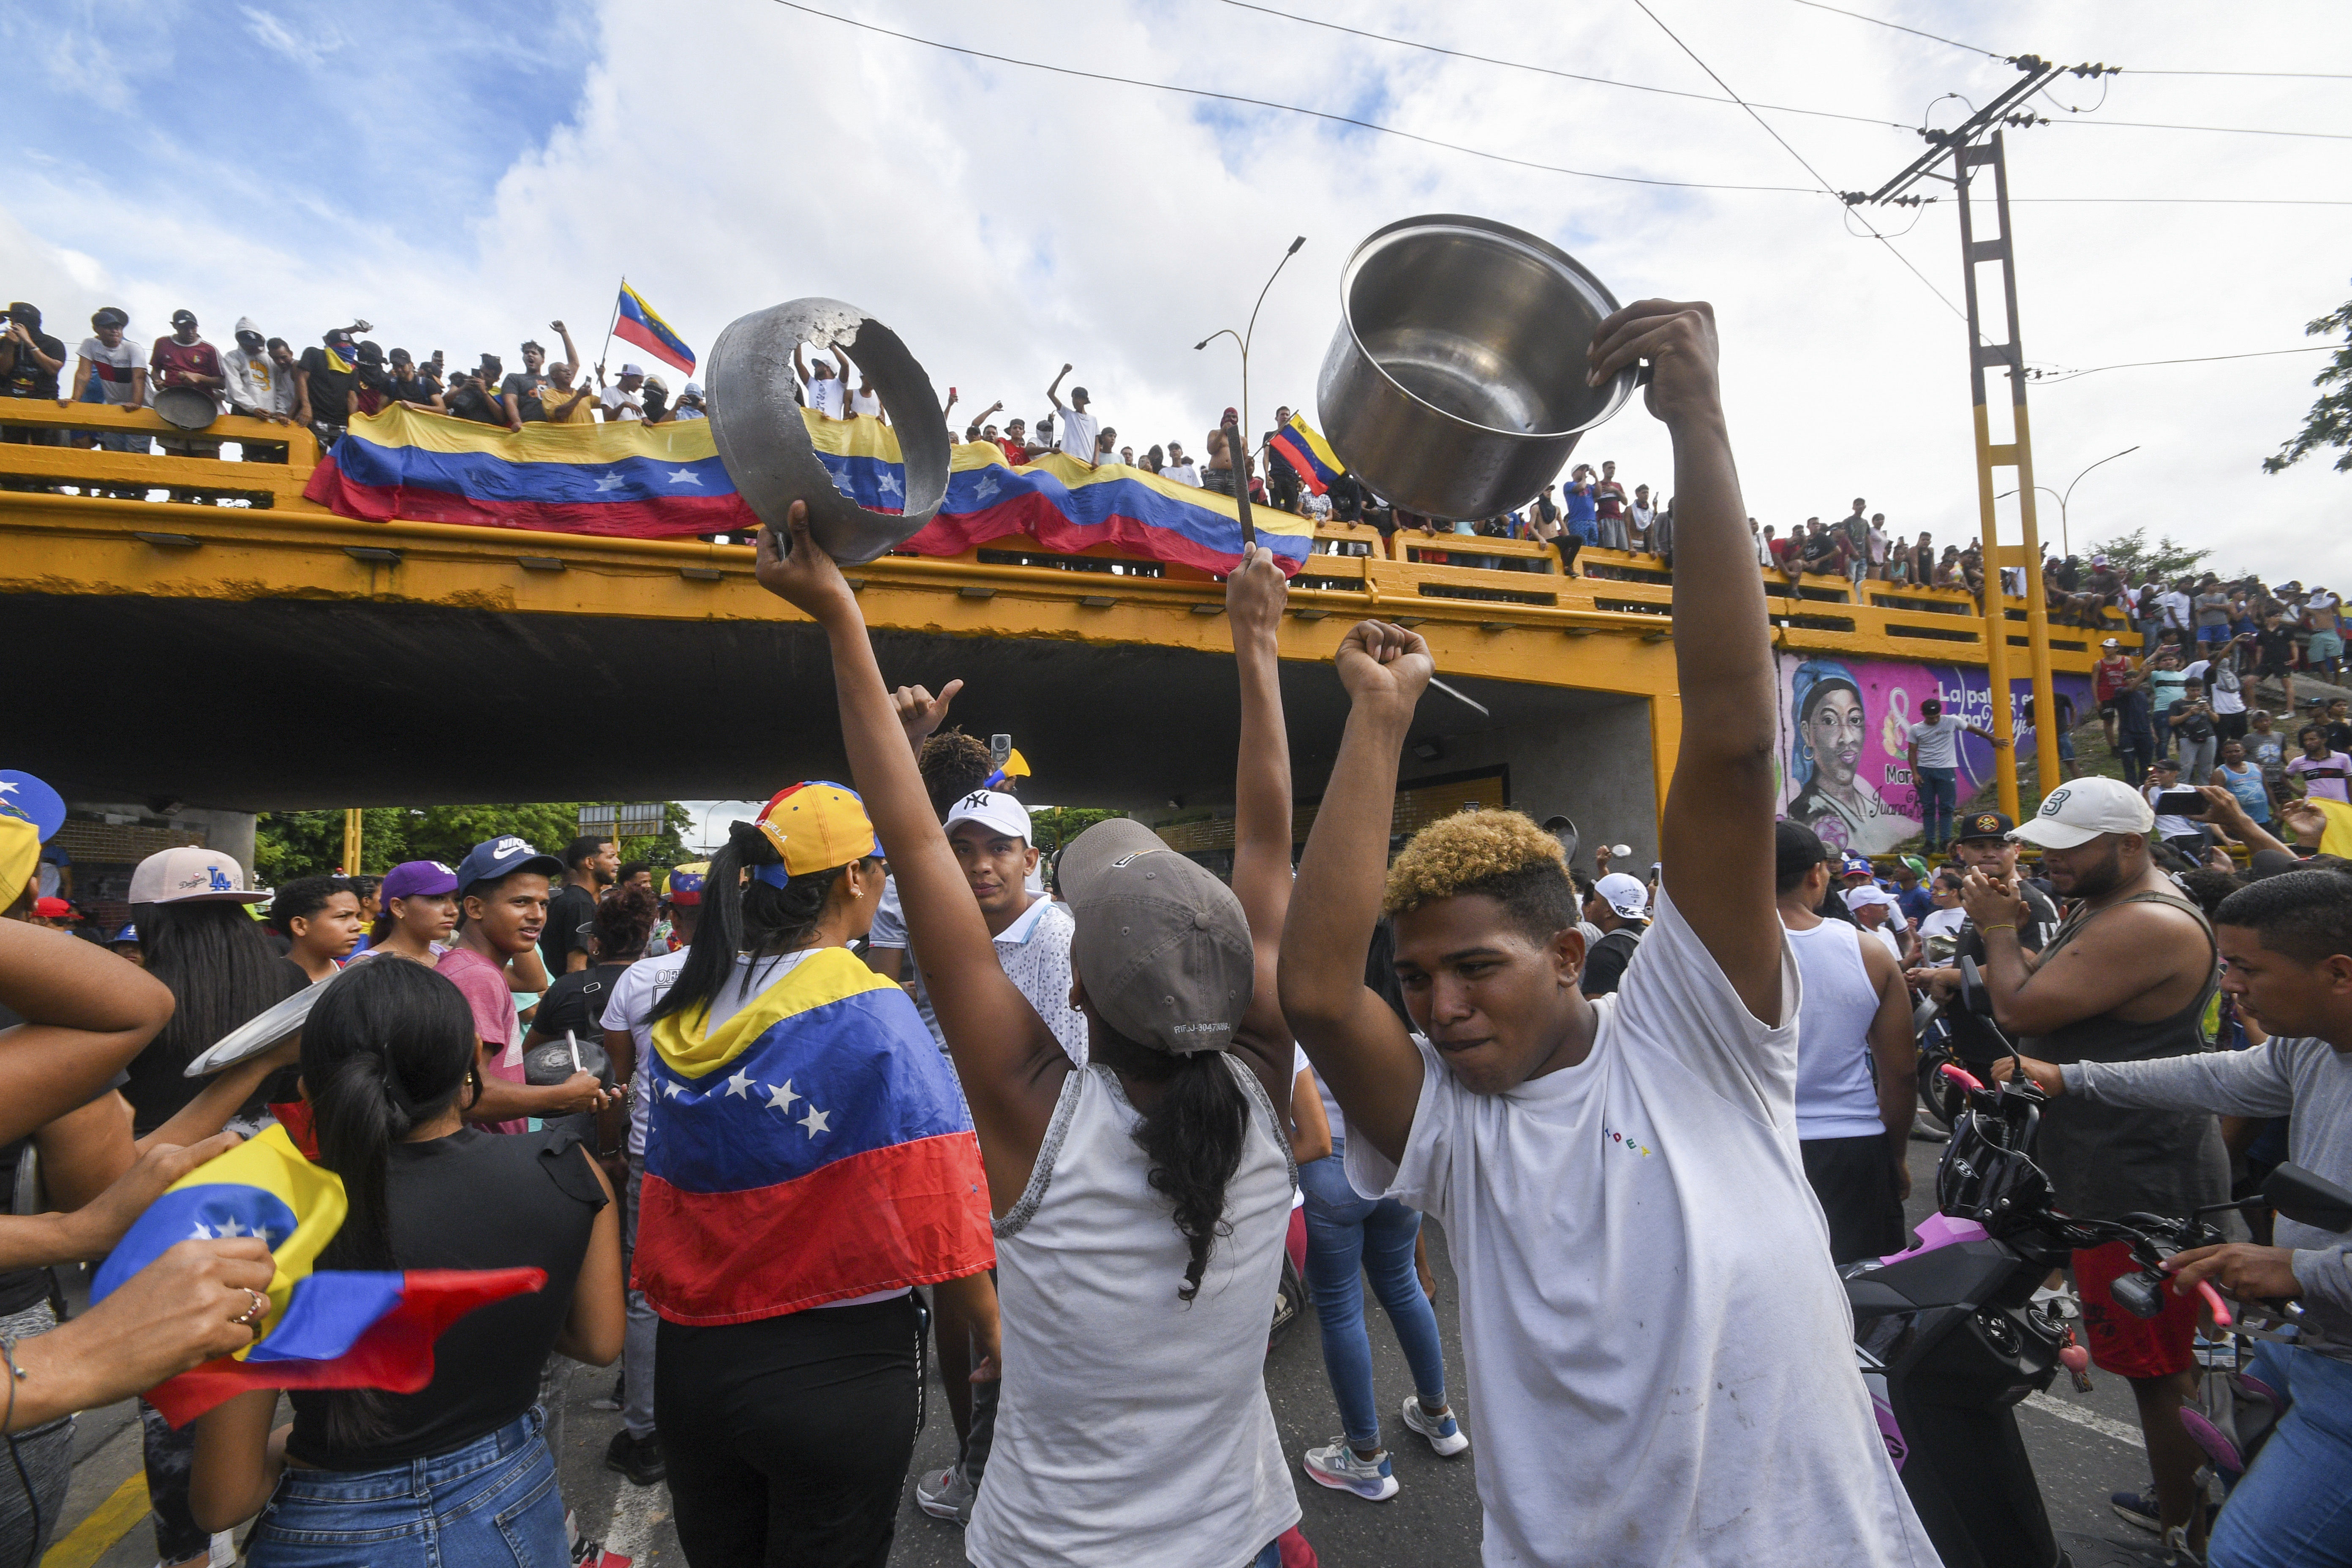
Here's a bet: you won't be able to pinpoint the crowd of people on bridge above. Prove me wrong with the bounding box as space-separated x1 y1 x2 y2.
3 300 2349 1568
0 299 709 467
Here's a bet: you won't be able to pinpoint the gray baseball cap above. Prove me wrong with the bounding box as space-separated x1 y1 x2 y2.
1059 818 1253 1056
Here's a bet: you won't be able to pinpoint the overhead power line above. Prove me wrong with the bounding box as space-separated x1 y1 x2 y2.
2025 345 2336 385
765 3 2352 207
1790 0 2352 82
763 0 1812 194
1787 0 2003 60
1629 0 1969 324
1215 0 1911 129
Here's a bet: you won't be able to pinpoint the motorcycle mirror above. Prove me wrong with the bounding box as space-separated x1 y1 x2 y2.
1957 956 1994 1018
2261 1161 2352 1233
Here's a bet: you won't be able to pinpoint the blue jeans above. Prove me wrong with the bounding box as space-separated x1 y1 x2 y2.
1300 1152 1449 1451
1916 765 1958 847
244 1411 567 1568
624 1158 658 1440
2209 1344 2352 1568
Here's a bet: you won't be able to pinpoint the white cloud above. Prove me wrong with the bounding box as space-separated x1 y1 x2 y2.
238 6 337 68
4 0 2346 586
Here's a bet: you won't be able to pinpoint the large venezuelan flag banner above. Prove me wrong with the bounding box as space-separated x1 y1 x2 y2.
92 1127 544 1426
637 946 994 1324
305 406 1313 576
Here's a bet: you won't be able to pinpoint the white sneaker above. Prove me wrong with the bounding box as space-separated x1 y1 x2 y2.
1303 1439 1399 1501
916 1465 976 1524
1400 1395 1470 1456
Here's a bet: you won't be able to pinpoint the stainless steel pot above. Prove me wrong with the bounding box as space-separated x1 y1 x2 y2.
706 298 949 564
1316 215 1636 522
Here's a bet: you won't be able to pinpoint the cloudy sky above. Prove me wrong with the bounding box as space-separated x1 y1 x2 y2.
8 0 2344 607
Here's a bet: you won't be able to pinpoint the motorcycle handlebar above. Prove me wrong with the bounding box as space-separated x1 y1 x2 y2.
1939 1063 1987 1093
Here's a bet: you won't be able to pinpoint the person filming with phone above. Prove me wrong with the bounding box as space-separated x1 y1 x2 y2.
1963 778 2227 1557
1993 867 2352 1568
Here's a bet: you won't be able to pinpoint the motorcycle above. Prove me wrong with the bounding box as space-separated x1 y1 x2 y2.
1844 959 2352 1568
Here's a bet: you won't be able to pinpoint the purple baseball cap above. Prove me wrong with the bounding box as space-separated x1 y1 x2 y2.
381 860 460 901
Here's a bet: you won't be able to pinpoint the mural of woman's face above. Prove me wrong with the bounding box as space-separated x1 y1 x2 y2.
1805 686 1867 789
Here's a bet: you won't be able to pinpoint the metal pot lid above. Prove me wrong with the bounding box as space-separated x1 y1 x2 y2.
182 975 334 1077
153 386 220 430
705 299 950 566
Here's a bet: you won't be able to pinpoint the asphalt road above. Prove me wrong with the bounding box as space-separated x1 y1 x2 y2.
52 1119 2187 1568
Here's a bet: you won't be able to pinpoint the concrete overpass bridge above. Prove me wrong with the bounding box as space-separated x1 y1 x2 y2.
2 402 2106 886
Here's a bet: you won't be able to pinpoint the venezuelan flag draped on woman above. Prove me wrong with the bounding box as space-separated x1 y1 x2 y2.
92 1127 544 1425
304 405 1313 577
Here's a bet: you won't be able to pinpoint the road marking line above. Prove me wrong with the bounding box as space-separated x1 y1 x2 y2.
2023 1390 2145 1448
41 1470 148 1568
601 1478 674 1563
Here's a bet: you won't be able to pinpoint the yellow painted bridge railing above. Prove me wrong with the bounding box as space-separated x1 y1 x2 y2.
0 400 2110 675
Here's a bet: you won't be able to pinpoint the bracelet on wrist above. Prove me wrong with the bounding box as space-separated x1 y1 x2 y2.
1979 923 2017 935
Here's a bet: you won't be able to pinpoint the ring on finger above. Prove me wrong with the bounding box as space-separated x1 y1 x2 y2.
230 1287 268 1328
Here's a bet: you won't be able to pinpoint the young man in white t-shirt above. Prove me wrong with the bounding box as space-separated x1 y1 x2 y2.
1279 299 1938 1567
792 345 845 420
1045 362 1099 464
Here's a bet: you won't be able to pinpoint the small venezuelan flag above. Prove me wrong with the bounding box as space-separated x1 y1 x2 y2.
615 283 696 375
92 1126 544 1426
1266 413 1345 497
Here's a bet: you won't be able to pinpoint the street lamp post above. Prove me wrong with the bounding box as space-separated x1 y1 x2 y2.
1196 236 1307 548
1998 444 2140 561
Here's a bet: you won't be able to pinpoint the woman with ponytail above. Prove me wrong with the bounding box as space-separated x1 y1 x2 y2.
188 959 623 1565
757 504 1301 1568
636 784 994 1566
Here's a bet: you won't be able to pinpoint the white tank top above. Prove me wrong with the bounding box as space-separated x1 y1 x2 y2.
1783 917 1888 1140
849 387 881 418
967 1058 1301 1568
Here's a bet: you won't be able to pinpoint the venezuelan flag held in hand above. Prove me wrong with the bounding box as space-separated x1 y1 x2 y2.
91 1126 544 1426
1266 412 1345 497
614 282 696 374
305 405 1313 576
637 946 994 1324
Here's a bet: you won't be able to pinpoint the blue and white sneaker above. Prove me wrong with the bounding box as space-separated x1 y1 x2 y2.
2111 1489 2162 1534
1401 1395 1470 1457
1303 1439 1398 1501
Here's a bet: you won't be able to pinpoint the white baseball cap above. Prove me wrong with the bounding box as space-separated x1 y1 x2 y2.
1844 885 1895 911
1593 872 1649 919
128 847 268 905
943 789 1032 845
2008 776 2155 850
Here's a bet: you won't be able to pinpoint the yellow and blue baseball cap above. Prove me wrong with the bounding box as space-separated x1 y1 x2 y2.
751 783 882 884
665 861 710 907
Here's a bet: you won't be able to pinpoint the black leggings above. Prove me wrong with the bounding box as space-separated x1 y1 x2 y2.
656 1294 926 1568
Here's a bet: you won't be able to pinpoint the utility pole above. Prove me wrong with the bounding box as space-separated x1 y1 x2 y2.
1847 56 2114 819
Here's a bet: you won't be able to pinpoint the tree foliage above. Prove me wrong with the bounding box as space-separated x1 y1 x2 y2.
1026 806 1124 854
255 802 694 886
2265 285 2352 475
2085 527 2214 586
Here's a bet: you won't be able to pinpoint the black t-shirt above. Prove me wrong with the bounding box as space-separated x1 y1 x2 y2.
1580 922 1646 997
1 328 66 399
386 376 438 407
2256 626 2298 667
2169 699 2216 744
499 371 547 422
533 962 629 1042
286 1127 605 1468
297 347 355 425
446 381 505 425
540 884 598 975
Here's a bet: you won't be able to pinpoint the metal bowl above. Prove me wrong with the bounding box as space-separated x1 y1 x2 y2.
705 299 950 565
1316 215 1636 521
